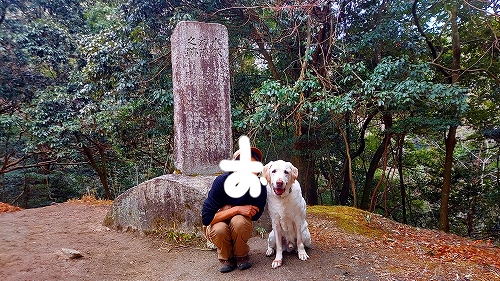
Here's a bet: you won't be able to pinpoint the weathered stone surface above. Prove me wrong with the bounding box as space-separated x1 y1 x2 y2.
171 21 232 175
104 21 271 240
104 174 213 235
103 174 271 236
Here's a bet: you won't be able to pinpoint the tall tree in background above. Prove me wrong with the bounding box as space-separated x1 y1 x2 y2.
1 0 87 205
412 0 500 232
1 0 499 241
439 4 461 233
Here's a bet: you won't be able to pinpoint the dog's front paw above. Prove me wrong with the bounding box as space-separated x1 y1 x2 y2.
298 250 309 261
271 259 282 268
266 247 275 257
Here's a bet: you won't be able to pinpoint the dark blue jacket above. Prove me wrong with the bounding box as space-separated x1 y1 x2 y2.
201 172 267 226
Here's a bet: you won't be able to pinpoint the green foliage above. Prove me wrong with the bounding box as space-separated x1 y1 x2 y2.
346 57 467 112
84 1 121 32
1 0 500 243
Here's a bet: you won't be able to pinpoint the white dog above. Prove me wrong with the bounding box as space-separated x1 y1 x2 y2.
263 160 311 269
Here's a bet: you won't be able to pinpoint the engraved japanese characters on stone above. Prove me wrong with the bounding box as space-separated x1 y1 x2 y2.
171 21 232 175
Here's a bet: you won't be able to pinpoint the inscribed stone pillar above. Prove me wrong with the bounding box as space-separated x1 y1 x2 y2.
171 21 232 175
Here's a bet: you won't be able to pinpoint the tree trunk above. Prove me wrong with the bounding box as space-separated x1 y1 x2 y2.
291 149 317 205
440 126 456 232
76 133 111 199
439 5 460 232
397 134 407 224
339 114 351 205
337 120 356 207
369 134 390 213
496 145 499 191
96 143 111 199
339 162 350 205
23 164 29 208
340 110 377 205
360 113 392 210
467 197 476 237
1 172 4 202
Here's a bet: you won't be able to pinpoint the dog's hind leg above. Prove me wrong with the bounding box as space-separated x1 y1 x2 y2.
303 227 312 248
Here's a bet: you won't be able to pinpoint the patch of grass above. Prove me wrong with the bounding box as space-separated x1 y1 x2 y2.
146 227 207 249
307 205 383 238
67 191 113 206
254 226 267 238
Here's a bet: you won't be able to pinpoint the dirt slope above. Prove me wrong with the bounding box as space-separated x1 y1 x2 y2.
0 201 498 281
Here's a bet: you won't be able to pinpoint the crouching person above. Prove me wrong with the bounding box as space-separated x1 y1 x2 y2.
201 147 267 273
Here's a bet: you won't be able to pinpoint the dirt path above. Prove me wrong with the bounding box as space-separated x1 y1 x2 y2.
0 202 498 281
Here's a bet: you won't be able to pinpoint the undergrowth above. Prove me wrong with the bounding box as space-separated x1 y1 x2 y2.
66 191 113 206
145 227 208 249
307 205 383 238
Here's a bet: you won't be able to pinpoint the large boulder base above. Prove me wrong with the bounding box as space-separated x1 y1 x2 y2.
103 174 271 237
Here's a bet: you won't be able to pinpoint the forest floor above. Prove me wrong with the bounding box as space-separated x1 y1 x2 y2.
0 199 499 281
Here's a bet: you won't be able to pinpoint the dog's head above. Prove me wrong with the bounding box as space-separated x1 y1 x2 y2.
262 160 298 196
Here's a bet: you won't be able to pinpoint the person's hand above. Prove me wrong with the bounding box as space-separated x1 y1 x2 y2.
218 205 233 212
237 205 260 218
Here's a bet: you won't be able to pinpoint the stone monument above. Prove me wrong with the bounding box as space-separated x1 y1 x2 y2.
103 21 270 237
171 21 232 175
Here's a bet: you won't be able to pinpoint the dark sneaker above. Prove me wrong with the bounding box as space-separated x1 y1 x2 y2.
219 259 235 273
236 256 252 270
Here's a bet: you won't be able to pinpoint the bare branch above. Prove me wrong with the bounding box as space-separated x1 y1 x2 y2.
412 0 451 80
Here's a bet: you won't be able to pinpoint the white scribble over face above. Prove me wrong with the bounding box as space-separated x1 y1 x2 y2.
218 136 267 198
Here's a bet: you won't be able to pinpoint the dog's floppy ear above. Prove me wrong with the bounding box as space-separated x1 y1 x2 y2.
290 163 299 182
262 161 273 183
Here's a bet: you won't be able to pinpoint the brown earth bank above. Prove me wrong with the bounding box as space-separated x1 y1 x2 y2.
0 200 499 281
